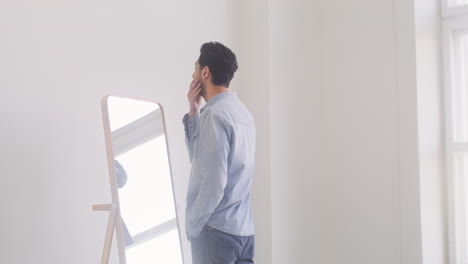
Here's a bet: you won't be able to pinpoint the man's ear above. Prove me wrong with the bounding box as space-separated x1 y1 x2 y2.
202 66 210 80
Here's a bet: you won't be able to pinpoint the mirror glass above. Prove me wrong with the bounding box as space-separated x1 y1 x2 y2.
103 95 183 263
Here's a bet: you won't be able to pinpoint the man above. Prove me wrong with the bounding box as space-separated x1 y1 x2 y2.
182 42 256 264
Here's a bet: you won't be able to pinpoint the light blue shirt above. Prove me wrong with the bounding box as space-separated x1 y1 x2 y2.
182 92 256 240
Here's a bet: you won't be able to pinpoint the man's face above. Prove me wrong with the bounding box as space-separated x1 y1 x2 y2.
192 60 206 96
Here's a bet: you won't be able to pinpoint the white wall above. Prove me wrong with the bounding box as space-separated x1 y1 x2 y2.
319 1 404 262
0 1 233 263
267 0 322 262
266 0 426 263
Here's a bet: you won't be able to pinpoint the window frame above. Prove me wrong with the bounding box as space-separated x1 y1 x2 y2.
443 13 468 264
443 0 468 18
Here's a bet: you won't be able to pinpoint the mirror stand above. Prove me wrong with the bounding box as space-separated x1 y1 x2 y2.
92 203 126 264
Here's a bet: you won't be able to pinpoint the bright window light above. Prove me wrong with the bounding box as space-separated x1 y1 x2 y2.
125 229 183 264
116 136 175 235
452 31 468 142
108 96 158 131
451 0 468 7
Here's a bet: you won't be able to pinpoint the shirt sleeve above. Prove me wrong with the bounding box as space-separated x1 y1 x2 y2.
182 113 199 163
186 111 230 239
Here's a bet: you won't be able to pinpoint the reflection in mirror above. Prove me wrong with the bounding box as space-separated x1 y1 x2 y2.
104 95 183 263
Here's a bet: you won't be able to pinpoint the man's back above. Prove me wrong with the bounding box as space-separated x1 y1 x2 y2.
184 92 256 239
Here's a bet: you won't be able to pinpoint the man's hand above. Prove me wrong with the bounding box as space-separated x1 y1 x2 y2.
188 78 202 118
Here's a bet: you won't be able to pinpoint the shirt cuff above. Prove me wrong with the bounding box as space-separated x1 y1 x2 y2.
183 113 199 136
185 219 202 241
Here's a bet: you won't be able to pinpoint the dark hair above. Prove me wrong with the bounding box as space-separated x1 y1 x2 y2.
198 42 238 87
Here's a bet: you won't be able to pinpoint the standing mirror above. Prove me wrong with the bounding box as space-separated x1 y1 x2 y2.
99 95 184 264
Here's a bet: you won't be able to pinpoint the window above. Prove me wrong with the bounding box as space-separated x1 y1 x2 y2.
452 0 468 7
443 6 468 263
443 0 468 17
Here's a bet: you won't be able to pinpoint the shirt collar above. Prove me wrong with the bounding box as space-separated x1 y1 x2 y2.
200 92 237 113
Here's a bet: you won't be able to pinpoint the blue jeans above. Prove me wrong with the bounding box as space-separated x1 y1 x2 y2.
191 225 255 264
